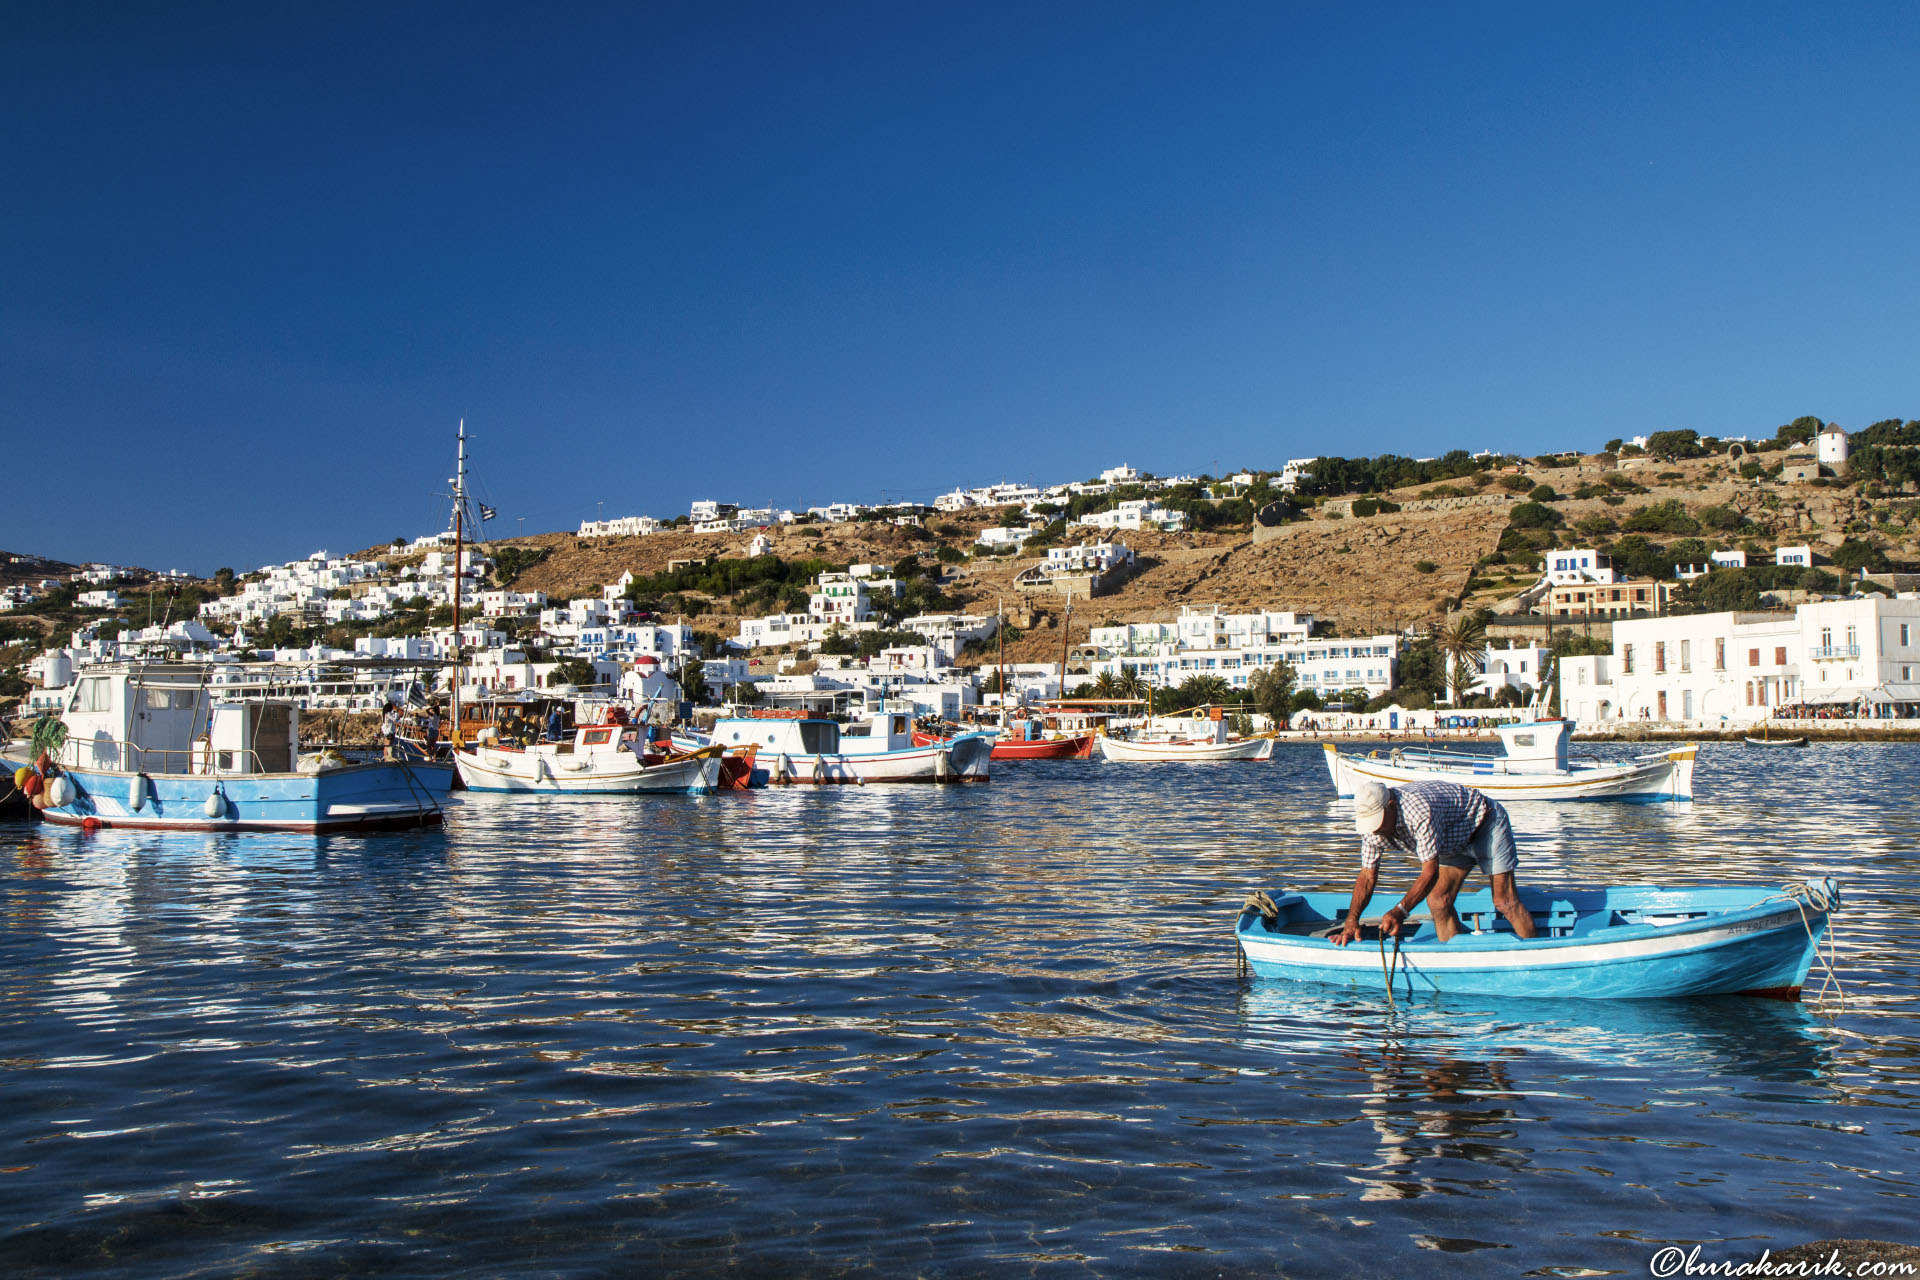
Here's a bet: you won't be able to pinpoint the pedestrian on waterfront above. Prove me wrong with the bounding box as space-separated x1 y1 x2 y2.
1330 779 1537 947
379 703 401 760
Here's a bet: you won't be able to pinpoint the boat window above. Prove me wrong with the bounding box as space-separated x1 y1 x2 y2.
582 729 612 746
72 677 112 713
1511 733 1533 747
799 722 839 754
144 689 198 711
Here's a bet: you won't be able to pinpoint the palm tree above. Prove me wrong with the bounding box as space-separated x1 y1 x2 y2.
1437 613 1487 705
1090 670 1120 700
1178 674 1231 709
1115 667 1146 700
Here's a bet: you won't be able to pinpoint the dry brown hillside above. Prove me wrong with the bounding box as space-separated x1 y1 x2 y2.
336 444 1909 667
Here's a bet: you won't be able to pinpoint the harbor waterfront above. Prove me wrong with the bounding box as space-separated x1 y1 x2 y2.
3 742 1918 1276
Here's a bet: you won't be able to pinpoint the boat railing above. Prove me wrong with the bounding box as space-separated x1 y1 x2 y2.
1389 745 1503 766
56 737 276 777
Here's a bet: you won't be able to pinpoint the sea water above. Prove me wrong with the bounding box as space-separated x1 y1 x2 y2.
2 743 1916 1277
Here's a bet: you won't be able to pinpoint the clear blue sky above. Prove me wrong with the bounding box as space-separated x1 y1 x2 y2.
5 2 1917 573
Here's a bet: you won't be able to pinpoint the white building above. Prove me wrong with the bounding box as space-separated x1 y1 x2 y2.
578 515 665 538
1100 465 1140 485
1276 458 1319 493
1817 423 1849 471
1559 596 1920 724
902 612 999 662
1043 541 1134 576
1544 549 1619 586
976 526 1036 552
76 590 123 610
1088 606 1398 699
1070 499 1187 534
1469 642 1552 701
1776 546 1814 568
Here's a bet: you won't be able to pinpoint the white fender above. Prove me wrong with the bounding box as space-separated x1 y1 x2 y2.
776 753 791 783
129 775 147 812
46 776 74 807
203 790 226 819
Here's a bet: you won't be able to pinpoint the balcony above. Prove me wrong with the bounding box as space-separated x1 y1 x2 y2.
1810 645 1861 661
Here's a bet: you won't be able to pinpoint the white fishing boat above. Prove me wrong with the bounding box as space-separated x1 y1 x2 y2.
1323 717 1694 802
1096 718 1276 762
455 715 722 794
692 709 991 784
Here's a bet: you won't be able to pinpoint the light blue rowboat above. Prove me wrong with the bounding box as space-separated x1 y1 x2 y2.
1234 879 1837 1000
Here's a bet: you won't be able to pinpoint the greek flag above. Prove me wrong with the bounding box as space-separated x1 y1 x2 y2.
478 503 497 521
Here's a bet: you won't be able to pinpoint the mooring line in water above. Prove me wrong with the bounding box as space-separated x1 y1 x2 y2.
1379 931 1402 1007
1769 879 1845 1013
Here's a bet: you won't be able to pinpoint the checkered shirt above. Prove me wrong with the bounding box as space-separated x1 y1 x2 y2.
1359 780 1492 869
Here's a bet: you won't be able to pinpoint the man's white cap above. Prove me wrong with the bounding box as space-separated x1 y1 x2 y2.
1352 780 1390 835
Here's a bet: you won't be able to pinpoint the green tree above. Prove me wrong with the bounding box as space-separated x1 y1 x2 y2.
677 657 707 704
1508 502 1564 530
1778 416 1823 446
548 657 597 689
1644 429 1703 460
1245 663 1296 722
1832 539 1890 573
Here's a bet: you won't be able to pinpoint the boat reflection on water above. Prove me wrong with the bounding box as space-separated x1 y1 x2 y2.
1236 982 1835 1082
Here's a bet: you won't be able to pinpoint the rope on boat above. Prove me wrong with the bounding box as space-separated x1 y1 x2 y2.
392 752 442 820
1235 892 1280 980
1758 879 1845 1011
1379 931 1403 1007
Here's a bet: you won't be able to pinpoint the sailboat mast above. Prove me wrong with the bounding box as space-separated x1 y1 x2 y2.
452 420 466 744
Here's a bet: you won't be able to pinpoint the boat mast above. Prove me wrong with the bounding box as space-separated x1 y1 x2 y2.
996 598 1006 727
1058 585 1072 712
451 420 468 744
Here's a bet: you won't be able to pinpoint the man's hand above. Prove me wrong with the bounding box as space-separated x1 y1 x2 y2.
1330 920 1362 947
1380 907 1406 939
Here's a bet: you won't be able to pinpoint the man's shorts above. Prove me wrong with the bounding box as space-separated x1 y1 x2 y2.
1435 803 1518 878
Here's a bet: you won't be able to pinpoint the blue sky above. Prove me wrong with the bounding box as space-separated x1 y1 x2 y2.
5 2 1918 573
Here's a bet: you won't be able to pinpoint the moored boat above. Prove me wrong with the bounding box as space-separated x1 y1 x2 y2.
4 663 452 832
1096 718 1275 762
694 709 991 784
455 715 722 794
1324 718 1694 801
914 720 1095 759
1235 878 1838 1000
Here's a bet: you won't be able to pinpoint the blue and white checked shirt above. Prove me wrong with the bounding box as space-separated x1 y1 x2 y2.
1359 780 1493 869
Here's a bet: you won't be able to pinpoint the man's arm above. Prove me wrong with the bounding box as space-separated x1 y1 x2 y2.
1380 860 1439 938
1330 865 1378 947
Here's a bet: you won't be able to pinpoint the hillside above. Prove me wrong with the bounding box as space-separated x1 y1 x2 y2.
425 446 1910 666
24 439 1907 674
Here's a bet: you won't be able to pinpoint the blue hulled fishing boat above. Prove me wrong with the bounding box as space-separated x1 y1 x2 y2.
1235 878 1837 1000
5 663 451 832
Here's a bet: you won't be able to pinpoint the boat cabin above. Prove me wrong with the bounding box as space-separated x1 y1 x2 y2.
709 708 920 758
60 663 299 776
1492 718 1574 773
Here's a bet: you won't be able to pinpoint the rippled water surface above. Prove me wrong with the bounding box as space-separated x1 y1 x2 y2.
3 743 1918 1277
